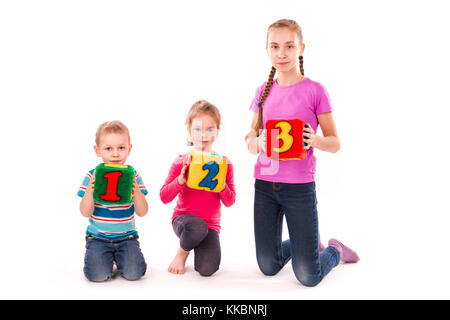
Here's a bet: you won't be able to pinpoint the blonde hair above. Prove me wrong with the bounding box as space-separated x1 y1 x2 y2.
254 19 304 134
186 100 221 146
95 120 130 146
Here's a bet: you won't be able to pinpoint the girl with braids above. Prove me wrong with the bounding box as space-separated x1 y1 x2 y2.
245 19 359 287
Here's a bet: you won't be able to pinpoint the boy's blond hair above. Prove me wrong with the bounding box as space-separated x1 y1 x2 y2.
95 120 130 146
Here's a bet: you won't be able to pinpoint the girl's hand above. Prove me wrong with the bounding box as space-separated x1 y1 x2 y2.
177 164 188 186
257 129 267 153
303 124 316 150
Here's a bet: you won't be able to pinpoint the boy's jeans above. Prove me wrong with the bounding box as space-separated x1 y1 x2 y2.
83 234 147 282
254 179 340 287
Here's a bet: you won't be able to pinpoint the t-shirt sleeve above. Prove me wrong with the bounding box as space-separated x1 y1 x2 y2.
77 170 94 197
314 82 333 115
135 171 148 196
249 83 266 113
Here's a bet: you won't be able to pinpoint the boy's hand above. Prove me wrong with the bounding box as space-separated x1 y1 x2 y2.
131 175 148 217
132 176 142 198
86 170 96 195
80 170 95 218
177 164 188 186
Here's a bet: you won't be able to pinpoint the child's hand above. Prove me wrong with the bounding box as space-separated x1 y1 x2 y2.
86 170 96 195
303 124 316 150
80 170 95 218
132 176 141 198
177 164 188 186
257 129 267 153
132 175 148 216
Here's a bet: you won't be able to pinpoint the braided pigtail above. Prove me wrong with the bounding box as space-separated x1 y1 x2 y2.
255 66 276 135
299 56 304 76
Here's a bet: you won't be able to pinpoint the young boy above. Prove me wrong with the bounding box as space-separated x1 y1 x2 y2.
77 120 148 282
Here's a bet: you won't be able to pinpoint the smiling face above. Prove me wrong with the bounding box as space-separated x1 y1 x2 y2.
94 132 132 165
267 27 305 74
189 113 219 153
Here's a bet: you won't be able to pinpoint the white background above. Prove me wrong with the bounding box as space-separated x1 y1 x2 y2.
1 0 449 299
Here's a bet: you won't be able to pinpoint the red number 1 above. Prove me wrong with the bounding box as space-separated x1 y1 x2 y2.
100 171 122 202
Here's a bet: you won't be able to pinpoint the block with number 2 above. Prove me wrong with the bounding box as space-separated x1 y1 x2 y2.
186 150 228 193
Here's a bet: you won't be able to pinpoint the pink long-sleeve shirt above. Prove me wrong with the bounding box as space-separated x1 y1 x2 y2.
160 153 235 233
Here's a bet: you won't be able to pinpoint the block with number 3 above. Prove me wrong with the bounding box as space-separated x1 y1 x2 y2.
186 150 228 192
93 163 135 205
266 119 307 160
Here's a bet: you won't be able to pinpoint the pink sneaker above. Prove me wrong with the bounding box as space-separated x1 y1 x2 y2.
328 238 360 263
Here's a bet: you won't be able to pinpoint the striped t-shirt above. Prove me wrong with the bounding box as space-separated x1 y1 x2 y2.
77 168 148 240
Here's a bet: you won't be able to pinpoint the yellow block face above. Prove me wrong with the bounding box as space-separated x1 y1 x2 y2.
186 150 228 192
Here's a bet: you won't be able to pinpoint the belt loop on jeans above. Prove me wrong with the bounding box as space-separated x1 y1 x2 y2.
273 183 281 192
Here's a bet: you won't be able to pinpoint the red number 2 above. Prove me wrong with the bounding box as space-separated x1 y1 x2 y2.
99 171 122 202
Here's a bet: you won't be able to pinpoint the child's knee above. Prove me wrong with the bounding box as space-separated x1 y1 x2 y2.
185 218 208 238
121 270 145 281
196 262 219 277
256 254 282 276
119 261 147 281
180 219 209 250
292 266 321 287
84 268 113 282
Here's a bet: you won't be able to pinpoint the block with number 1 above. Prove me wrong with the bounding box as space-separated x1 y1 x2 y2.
93 163 135 205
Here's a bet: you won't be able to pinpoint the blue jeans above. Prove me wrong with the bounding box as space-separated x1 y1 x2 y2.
83 234 147 282
254 179 340 287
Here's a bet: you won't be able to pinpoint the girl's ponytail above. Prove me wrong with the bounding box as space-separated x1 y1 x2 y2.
299 55 304 76
254 66 276 135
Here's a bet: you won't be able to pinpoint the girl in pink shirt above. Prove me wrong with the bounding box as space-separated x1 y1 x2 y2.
160 100 235 276
245 19 359 287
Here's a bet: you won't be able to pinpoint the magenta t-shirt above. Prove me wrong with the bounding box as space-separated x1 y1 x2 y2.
249 77 332 183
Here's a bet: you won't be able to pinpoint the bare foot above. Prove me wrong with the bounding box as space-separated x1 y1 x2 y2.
168 247 190 274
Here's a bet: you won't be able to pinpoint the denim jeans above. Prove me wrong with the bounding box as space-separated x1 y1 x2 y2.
172 214 221 277
83 234 147 282
254 179 340 287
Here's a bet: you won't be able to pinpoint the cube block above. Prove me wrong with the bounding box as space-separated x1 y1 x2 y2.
266 119 307 160
93 163 135 205
186 150 228 192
